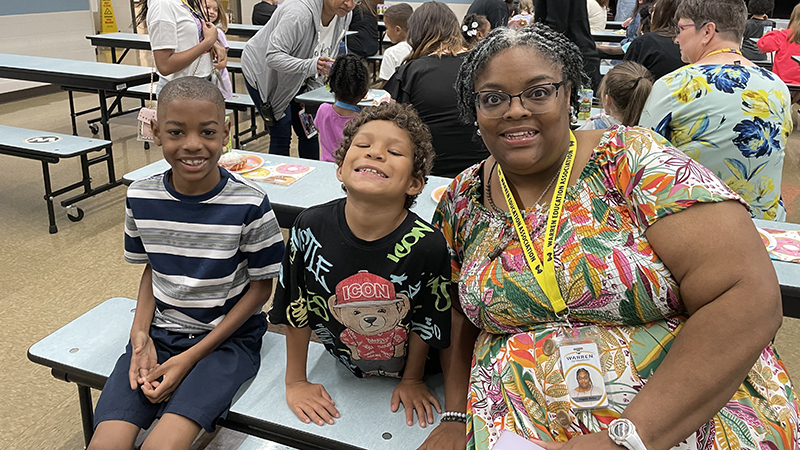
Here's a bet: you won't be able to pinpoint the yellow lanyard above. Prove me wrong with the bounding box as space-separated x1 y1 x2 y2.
705 48 743 58
496 131 577 314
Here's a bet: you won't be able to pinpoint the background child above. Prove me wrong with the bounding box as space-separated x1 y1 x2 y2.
379 3 413 83
758 3 800 98
87 77 285 450
461 14 490 49
207 0 233 99
578 61 654 130
742 0 775 62
269 102 452 429
316 54 370 162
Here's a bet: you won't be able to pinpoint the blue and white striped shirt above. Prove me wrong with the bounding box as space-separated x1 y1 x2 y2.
125 168 285 333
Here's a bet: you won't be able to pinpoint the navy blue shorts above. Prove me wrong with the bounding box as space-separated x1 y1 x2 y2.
93 313 267 432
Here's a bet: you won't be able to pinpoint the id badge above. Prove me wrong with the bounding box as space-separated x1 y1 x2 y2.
298 108 319 139
557 333 608 410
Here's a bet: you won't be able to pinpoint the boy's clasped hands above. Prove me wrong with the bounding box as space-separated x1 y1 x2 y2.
286 375 442 428
127 330 194 403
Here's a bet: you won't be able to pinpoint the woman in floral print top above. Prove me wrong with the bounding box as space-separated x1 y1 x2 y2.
414 21 798 450
639 0 791 221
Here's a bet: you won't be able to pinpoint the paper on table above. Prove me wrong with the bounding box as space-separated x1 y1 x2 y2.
242 162 316 186
762 228 800 263
494 430 548 450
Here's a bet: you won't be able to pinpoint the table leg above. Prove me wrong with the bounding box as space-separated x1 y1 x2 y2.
41 161 58 234
111 47 118 64
97 90 111 141
78 384 95 447
68 90 78 136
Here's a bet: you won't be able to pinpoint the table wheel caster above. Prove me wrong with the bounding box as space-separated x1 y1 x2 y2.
89 123 100 135
67 206 84 222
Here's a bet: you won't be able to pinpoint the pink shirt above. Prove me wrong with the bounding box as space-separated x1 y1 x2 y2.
315 103 357 162
758 29 800 85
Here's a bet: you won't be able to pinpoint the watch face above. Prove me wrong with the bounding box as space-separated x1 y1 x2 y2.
612 420 631 438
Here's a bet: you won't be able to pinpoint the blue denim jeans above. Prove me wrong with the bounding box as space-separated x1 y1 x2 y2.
244 78 319 159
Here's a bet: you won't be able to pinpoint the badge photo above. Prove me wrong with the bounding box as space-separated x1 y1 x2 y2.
559 342 608 409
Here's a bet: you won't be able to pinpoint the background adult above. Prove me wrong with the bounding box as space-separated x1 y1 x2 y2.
742 0 775 62
422 22 798 450
384 1 489 178
587 0 608 33
346 0 380 57
136 0 218 92
467 0 509 30
252 0 278 26
758 2 800 95
533 0 601 90
241 0 354 159
639 0 791 221
623 0 684 80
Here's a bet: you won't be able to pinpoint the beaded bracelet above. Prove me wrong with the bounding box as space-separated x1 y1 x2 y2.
440 411 468 424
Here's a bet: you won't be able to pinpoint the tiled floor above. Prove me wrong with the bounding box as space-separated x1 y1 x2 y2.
2 51 800 448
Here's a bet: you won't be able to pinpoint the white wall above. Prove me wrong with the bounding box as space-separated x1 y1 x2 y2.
0 11 97 94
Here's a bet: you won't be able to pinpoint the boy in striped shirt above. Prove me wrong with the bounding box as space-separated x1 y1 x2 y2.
89 77 285 450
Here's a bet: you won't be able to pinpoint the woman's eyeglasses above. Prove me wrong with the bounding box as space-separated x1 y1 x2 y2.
675 23 697 35
473 81 565 118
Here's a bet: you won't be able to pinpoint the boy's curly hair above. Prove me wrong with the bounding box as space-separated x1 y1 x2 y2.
333 102 435 209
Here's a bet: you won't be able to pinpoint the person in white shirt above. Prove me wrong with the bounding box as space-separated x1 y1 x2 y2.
378 3 413 84
586 0 608 33
136 0 219 92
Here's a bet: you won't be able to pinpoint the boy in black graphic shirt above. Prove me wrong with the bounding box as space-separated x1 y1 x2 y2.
269 103 452 429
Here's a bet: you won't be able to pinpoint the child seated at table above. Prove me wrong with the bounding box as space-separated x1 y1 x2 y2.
379 3 413 83
578 61 654 130
88 77 285 450
269 102 452 429
316 54 370 162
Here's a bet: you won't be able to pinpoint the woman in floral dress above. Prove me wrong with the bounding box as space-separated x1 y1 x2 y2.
415 22 800 450
638 0 791 221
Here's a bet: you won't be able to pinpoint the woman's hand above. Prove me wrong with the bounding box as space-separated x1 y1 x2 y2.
316 57 334 76
391 378 442 427
416 422 467 450
142 352 196 403
621 17 633 28
128 330 157 390
286 380 340 425
202 21 218 44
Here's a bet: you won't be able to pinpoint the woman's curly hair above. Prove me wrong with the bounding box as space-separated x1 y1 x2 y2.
334 102 435 209
454 23 587 135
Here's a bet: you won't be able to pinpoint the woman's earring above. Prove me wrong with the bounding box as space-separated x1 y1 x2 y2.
477 129 482 136
474 121 481 136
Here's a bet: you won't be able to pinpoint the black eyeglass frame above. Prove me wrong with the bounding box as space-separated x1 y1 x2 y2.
473 81 567 118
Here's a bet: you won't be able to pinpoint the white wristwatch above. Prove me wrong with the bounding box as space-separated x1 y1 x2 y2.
608 418 648 450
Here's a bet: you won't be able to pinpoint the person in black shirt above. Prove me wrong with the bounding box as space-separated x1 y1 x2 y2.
467 0 509 29
534 0 601 90
623 0 685 80
384 1 489 177
742 0 775 62
347 2 380 57
252 0 277 25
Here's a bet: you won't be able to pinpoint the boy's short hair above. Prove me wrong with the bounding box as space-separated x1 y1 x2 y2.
748 0 773 16
384 3 413 29
158 77 226 119
334 102 435 209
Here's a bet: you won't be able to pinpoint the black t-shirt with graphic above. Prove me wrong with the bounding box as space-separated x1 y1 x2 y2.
270 198 452 378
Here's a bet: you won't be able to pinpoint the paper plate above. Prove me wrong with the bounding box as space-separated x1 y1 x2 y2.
431 185 447 203
229 153 264 174
772 234 800 262
363 91 375 101
757 227 777 252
